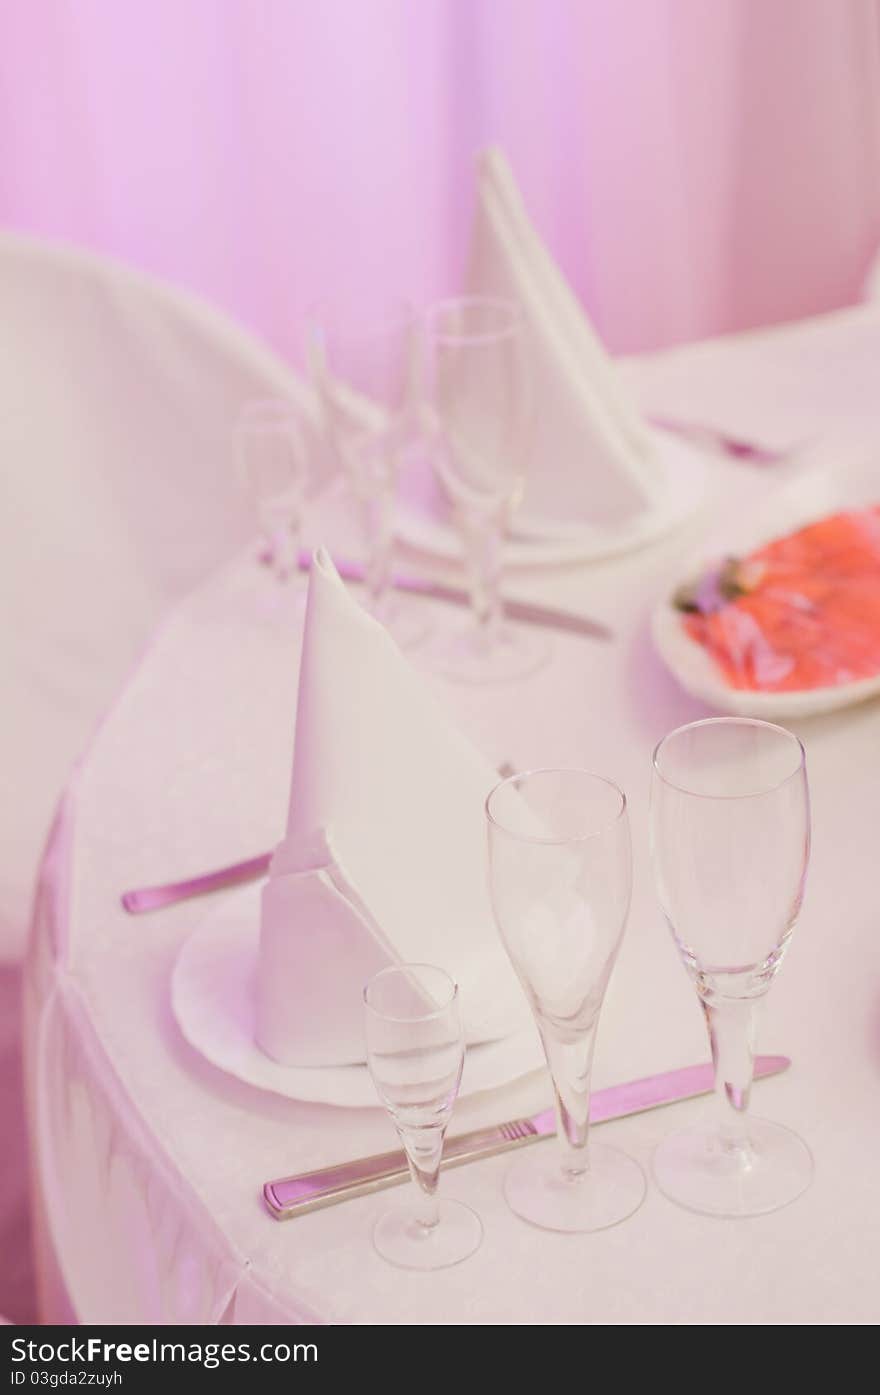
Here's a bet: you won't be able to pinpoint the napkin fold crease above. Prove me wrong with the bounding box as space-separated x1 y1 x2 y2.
467 146 660 536
256 548 527 1067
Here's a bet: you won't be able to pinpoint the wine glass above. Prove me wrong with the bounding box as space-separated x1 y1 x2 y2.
485 769 646 1231
237 399 309 584
649 717 812 1217
307 299 428 648
419 295 548 683
363 963 482 1270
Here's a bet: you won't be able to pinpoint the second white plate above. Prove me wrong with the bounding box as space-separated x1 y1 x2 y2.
652 454 880 719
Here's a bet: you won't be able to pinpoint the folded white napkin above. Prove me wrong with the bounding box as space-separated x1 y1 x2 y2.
467 147 659 536
256 548 527 1067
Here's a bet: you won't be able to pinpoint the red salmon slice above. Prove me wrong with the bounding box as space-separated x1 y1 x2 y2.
681 507 880 692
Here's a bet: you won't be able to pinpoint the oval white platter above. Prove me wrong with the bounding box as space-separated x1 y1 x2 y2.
171 882 544 1109
652 454 880 719
395 429 708 567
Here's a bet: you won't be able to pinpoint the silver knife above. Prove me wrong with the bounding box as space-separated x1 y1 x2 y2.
648 414 790 466
121 853 271 914
299 551 614 642
120 764 518 915
263 1054 790 1219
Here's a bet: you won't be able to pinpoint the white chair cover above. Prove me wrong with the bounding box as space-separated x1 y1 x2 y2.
862 239 880 300
0 233 313 1321
0 232 317 962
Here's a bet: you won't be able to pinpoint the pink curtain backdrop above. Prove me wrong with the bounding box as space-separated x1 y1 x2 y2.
1 1 880 357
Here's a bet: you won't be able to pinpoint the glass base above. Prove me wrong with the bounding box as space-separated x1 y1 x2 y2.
421 620 549 684
372 1198 482 1271
652 1117 813 1218
258 535 303 583
504 1143 646 1233
251 565 307 626
365 594 430 650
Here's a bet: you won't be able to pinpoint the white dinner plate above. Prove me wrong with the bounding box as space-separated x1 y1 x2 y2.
171 882 544 1109
395 428 708 567
652 454 880 719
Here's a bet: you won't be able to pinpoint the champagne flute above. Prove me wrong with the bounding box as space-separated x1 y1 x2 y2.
237 399 309 583
485 769 645 1231
363 964 482 1270
307 299 427 648
420 295 548 683
649 717 812 1217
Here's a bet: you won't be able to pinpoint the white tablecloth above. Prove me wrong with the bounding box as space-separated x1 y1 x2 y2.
26 305 880 1325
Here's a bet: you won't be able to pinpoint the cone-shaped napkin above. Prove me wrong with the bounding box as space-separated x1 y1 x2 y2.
467 147 658 536
256 548 527 1067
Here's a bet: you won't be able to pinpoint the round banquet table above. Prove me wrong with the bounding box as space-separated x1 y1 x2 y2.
25 306 880 1326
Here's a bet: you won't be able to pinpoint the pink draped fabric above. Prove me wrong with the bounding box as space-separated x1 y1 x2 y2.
1 0 879 356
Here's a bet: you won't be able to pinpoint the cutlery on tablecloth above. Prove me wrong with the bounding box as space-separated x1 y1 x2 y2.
305 551 614 642
121 763 519 915
263 1054 790 1219
649 414 795 466
121 853 273 914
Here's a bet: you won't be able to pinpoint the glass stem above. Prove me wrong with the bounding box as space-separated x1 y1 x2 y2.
273 517 300 583
702 995 758 1155
362 481 394 615
462 509 504 653
540 1022 598 1180
399 1124 444 1230
259 517 292 582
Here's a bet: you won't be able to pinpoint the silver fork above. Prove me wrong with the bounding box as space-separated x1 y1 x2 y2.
497 1118 537 1142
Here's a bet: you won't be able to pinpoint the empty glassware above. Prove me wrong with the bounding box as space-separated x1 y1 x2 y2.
308 299 427 648
486 769 645 1231
420 295 548 682
363 963 482 1269
237 399 309 584
649 717 812 1217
